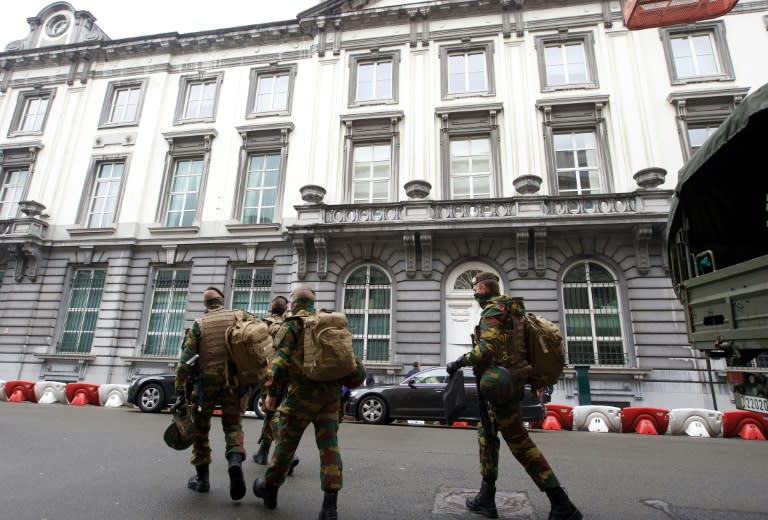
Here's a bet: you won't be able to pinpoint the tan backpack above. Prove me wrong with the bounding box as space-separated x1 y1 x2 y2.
524 313 566 387
295 310 356 382
225 310 273 386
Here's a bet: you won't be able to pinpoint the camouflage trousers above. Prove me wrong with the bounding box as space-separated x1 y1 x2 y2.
189 376 245 466
477 400 560 491
265 385 342 491
258 410 279 443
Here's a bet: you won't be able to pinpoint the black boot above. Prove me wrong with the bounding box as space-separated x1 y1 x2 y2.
546 487 583 520
466 479 498 518
228 453 246 500
317 491 338 520
253 477 279 509
252 440 271 465
187 464 210 493
288 456 300 476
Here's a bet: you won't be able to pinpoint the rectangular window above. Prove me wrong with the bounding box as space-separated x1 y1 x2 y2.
687 124 719 154
58 269 106 354
352 143 391 204
165 159 203 227
449 137 491 199
553 131 601 195
356 60 393 102
254 73 289 113
109 87 141 123
661 22 734 84
144 269 190 357
184 80 217 119
243 153 280 224
19 97 50 133
0 169 30 219
440 42 495 99
87 162 124 228
536 33 598 92
231 267 272 315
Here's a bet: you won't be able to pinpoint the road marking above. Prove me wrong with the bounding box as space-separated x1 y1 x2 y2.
642 499 768 519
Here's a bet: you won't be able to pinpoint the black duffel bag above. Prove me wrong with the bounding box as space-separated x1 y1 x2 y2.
443 369 466 424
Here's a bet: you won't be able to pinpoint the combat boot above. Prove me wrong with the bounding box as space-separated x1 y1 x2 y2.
546 487 583 520
253 477 279 509
252 440 271 465
187 464 210 493
317 491 338 520
288 456 300 476
466 478 498 518
228 453 246 500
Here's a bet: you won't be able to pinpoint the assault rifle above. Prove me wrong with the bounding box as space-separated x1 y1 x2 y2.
471 333 493 438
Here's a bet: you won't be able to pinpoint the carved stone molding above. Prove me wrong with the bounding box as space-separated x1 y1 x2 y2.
14 243 43 282
76 246 95 265
314 236 328 279
244 242 259 264
534 228 547 277
634 225 653 275
420 232 433 277
162 245 177 265
404 232 416 278
516 230 529 276
293 238 307 280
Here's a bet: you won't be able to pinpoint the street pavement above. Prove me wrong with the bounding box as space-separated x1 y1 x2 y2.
1 403 767 519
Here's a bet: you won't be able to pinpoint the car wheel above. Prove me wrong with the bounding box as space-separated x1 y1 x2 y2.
138 383 165 413
359 395 388 425
250 390 266 419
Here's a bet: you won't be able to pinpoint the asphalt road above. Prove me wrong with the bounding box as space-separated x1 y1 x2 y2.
1 403 767 520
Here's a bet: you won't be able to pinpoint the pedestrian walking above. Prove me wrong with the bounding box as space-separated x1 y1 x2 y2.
173 286 249 500
446 272 582 520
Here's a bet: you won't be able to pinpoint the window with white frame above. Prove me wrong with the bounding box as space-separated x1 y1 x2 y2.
231 267 272 316
154 130 215 231
9 89 55 136
99 79 147 127
667 89 748 162
174 73 223 124
536 32 598 91
341 113 402 203
348 51 399 106
562 261 627 366
352 143 391 203
232 124 291 227
440 42 495 99
343 265 392 363
660 21 734 85
84 161 125 228
247 64 296 117
144 268 190 357
449 137 491 199
553 131 601 195
437 104 503 200
537 97 613 196
58 269 106 353
166 158 203 227
0 169 31 219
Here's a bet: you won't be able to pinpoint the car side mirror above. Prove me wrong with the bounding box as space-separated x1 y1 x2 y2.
408 379 416 388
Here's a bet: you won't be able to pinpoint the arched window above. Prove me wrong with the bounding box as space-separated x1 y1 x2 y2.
343 265 392 363
454 269 483 290
562 261 626 366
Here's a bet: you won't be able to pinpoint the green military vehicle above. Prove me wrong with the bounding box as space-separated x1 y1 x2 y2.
666 81 768 413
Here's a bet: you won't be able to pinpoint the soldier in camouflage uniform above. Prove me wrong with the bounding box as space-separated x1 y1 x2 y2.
253 285 366 520
447 272 582 520
173 286 248 501
252 295 299 476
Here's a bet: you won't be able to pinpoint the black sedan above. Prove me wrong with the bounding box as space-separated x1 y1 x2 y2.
127 373 266 418
345 366 545 425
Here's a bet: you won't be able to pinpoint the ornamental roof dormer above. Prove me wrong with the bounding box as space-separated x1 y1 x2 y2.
4 2 110 52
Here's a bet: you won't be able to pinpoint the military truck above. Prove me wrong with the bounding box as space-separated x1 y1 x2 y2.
666 81 768 413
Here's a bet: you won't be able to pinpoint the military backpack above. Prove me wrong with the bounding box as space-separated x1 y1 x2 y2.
225 310 273 386
293 310 357 382
523 313 566 388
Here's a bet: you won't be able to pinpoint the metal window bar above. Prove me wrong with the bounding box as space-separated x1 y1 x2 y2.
58 269 106 354
231 268 272 316
144 269 190 357
343 266 391 363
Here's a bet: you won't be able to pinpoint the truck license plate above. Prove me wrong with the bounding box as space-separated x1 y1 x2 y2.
735 393 768 414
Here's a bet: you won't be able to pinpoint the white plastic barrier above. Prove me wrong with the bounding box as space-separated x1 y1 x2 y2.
668 408 723 437
0 380 6 401
573 405 622 433
98 384 129 408
34 381 69 404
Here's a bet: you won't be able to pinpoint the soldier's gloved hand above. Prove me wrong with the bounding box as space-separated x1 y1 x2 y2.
446 357 464 376
170 389 186 414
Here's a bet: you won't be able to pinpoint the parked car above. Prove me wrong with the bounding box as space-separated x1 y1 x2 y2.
127 374 266 418
345 366 545 425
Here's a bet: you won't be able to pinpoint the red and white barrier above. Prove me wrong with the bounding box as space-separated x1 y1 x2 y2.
621 407 670 435
98 384 129 407
573 405 622 433
4 380 38 403
722 410 768 441
65 382 101 406
34 381 69 404
668 408 722 437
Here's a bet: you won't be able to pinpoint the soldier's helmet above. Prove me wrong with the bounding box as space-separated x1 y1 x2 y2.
479 365 521 404
163 409 195 450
